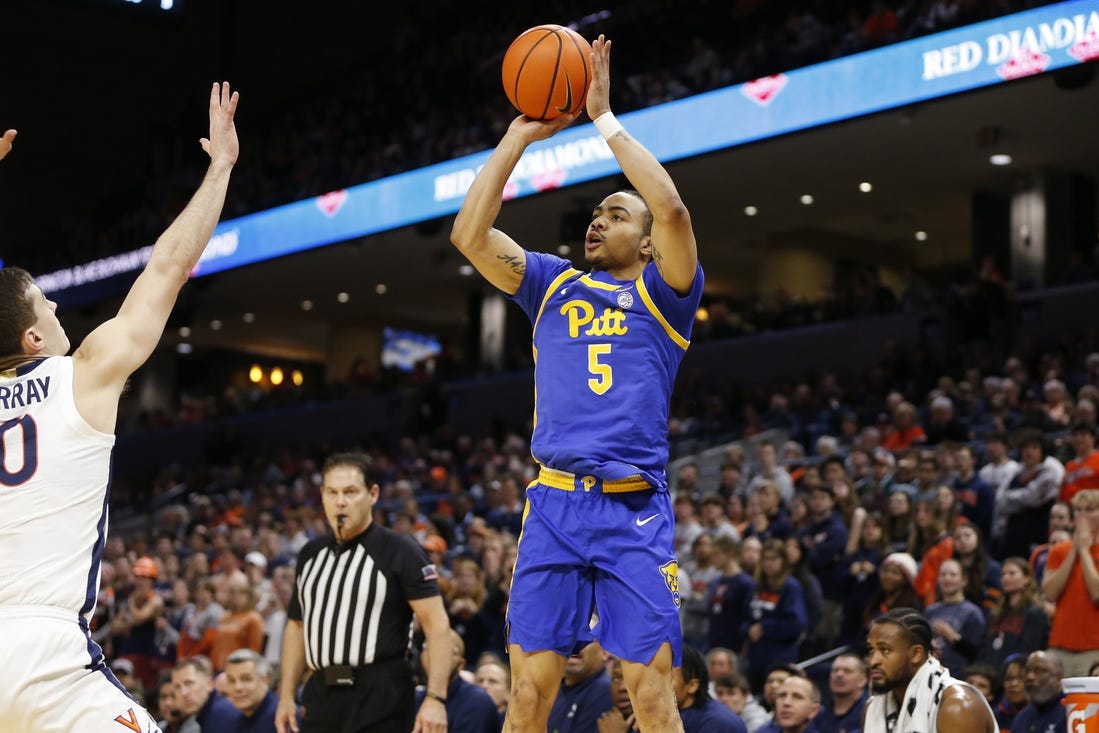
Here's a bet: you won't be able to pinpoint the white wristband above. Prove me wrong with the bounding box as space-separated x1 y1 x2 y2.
593 111 624 141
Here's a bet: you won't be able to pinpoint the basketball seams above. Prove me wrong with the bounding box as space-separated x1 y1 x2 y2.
502 23 590 120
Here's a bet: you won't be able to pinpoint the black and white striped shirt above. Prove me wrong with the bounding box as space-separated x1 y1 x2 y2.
288 523 440 670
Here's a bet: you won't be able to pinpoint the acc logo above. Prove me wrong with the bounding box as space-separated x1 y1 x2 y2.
659 561 681 607
616 291 634 309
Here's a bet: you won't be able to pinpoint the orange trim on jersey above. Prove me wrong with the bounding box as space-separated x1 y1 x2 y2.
635 277 690 350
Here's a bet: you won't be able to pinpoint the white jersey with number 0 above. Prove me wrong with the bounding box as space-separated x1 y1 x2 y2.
0 355 114 619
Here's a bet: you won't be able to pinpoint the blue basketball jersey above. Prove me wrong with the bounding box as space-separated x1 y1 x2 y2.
508 252 704 488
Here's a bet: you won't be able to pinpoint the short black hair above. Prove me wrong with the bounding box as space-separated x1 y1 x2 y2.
871 607 932 652
680 645 710 706
322 451 374 485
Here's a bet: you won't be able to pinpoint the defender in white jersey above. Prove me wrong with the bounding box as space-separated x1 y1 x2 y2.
0 82 239 733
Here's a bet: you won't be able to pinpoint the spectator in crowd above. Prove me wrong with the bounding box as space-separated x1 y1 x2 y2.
211 576 265 673
760 664 805 715
705 648 737 691
742 540 808 694
744 482 793 543
994 433 1064 560
948 523 1002 615
172 656 241 731
674 645 748 733
961 663 999 709
178 579 225 662
862 553 923 636
473 655 510 721
156 674 185 733
714 673 770 733
1011 651 1066 733
114 556 168 692
223 649 278 733
925 559 986 676
446 557 496 666
884 489 916 554
812 652 867 733
707 537 754 654
596 656 640 733
840 509 888 645
796 484 847 648
975 558 1049 671
782 537 824 658
547 640 611 733
682 533 721 651
1028 500 1073 585
951 444 995 539
747 443 795 506
757 676 822 733
701 492 744 543
882 402 927 452
674 495 705 558
1061 422 1099 503
925 397 969 445
977 434 1019 495
995 654 1028 732
1042 488 1099 677
415 629 501 733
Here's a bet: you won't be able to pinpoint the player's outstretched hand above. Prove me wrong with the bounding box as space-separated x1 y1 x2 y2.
199 82 239 169
0 129 17 162
586 35 612 121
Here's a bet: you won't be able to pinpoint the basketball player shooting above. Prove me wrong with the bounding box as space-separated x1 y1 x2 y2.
0 82 238 733
451 35 703 733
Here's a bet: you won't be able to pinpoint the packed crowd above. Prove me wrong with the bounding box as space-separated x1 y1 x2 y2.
22 0 1058 277
96 325 1099 731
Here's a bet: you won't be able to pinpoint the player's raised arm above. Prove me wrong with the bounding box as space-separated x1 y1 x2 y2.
586 36 697 294
0 129 17 161
450 113 577 295
73 82 239 430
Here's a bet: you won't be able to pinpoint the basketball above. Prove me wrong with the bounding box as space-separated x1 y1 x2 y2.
502 25 592 121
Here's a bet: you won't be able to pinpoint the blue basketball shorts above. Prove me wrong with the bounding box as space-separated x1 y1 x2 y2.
505 479 683 666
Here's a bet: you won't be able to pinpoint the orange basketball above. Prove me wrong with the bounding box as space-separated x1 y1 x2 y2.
502 25 592 121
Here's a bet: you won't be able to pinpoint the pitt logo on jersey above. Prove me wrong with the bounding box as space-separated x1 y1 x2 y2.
659 560 681 607
560 300 629 338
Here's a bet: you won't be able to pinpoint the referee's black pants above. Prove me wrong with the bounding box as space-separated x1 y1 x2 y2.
300 658 415 733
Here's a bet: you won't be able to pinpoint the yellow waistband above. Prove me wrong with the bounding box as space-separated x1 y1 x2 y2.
537 466 651 493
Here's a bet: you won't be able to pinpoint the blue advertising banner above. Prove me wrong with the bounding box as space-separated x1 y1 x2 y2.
39 0 1099 298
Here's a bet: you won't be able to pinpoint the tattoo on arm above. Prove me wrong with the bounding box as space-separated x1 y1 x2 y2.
497 253 526 276
652 246 665 276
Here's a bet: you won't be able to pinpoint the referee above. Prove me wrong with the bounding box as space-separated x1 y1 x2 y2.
274 452 451 733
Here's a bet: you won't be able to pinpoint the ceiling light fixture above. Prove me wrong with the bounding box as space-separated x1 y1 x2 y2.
859 182 873 193
915 231 928 241
800 194 814 205
744 205 758 216
989 153 1013 166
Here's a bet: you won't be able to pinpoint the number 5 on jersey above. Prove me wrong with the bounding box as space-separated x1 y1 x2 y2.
587 344 612 395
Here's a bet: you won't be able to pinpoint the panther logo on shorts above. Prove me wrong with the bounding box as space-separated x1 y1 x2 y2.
659 560 681 607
